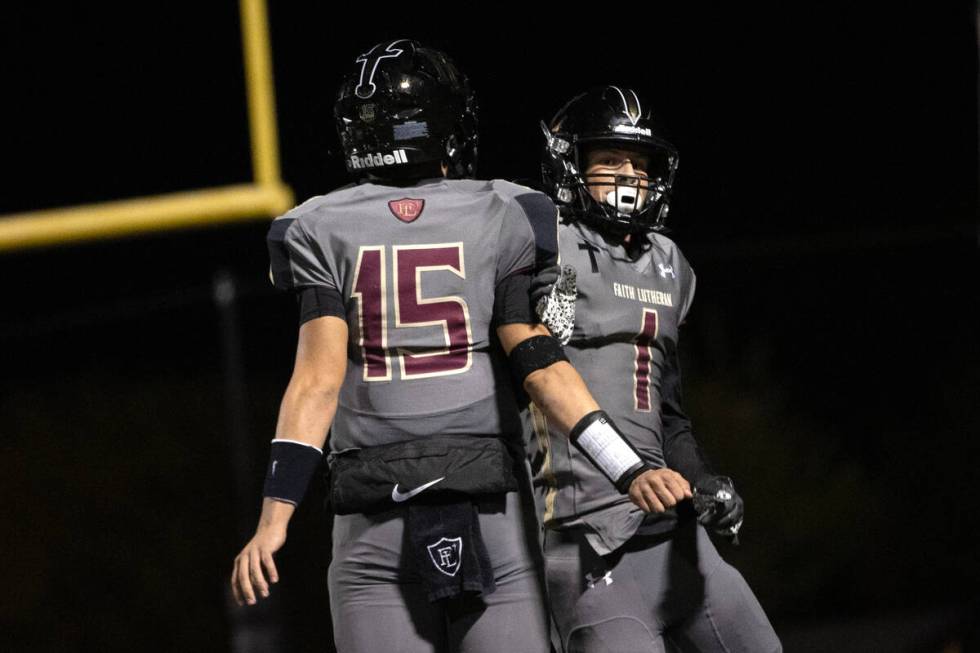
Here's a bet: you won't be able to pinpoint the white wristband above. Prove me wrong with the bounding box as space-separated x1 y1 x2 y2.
572 412 643 482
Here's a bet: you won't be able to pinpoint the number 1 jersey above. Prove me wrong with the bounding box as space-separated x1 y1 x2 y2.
526 220 696 555
267 178 557 452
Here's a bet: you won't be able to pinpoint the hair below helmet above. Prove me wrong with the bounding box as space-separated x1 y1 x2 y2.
335 39 478 180
541 86 678 234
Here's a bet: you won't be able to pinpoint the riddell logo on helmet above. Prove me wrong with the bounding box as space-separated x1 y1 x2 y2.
350 150 409 169
613 124 652 137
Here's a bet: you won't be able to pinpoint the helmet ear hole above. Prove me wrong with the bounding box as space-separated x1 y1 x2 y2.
550 137 570 155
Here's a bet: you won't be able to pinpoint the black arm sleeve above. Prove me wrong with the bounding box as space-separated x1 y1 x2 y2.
492 271 536 326
297 286 346 325
661 338 715 486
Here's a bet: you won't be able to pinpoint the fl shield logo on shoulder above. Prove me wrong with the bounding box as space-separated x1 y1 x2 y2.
388 198 425 223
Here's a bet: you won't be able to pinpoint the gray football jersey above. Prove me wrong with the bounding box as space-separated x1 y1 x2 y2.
268 178 557 452
527 220 696 555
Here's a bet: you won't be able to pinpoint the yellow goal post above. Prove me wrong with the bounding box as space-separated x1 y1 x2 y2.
0 0 293 253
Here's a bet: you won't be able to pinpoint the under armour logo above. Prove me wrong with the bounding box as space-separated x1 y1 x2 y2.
355 40 410 99
426 537 462 577
657 263 675 279
585 571 614 588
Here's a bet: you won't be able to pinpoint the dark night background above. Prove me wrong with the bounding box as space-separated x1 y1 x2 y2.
1 3 977 652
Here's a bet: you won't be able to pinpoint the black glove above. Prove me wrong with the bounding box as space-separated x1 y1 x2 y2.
692 475 744 544
529 264 561 307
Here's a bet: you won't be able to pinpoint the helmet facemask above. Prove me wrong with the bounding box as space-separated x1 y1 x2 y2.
575 142 676 233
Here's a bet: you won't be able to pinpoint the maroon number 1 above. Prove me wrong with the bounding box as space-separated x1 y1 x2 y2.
633 309 659 411
352 246 390 380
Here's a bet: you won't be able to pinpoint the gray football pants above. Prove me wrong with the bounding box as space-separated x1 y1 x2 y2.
544 521 782 653
328 489 550 653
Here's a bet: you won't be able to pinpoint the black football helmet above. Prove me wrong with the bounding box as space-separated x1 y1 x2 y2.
335 39 478 180
542 86 678 233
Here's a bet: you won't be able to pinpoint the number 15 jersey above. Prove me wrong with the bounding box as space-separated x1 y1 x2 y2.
267 178 557 453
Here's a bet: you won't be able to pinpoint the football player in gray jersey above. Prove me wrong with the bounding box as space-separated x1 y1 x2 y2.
529 87 781 652
230 44 675 653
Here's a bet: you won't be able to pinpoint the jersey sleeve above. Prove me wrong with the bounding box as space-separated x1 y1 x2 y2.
677 250 696 325
496 190 559 284
298 286 346 324
266 215 339 292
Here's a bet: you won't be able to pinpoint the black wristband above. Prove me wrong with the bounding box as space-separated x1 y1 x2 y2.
262 439 324 506
508 335 568 385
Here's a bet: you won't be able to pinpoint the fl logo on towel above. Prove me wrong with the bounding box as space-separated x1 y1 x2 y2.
427 537 463 577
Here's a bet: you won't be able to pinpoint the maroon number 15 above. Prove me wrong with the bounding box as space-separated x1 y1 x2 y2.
351 243 473 381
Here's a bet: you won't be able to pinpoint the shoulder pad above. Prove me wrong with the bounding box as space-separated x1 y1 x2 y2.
512 189 559 265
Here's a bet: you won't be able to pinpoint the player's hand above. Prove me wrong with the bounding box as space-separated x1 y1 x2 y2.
529 264 561 307
628 468 692 513
231 524 286 606
693 475 744 542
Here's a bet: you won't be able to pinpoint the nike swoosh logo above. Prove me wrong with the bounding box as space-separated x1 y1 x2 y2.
391 477 445 503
